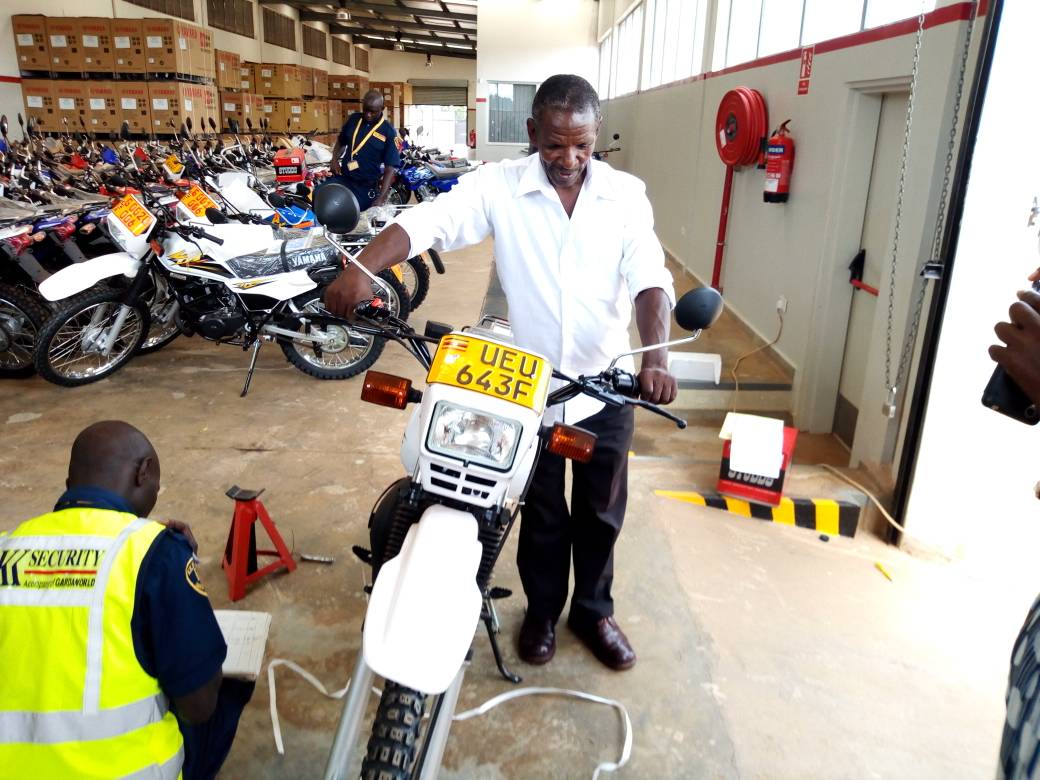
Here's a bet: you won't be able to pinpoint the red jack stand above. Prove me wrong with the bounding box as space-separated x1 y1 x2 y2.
222 485 297 602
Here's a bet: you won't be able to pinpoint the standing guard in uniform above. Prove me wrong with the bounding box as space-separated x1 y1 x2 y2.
326 89 402 210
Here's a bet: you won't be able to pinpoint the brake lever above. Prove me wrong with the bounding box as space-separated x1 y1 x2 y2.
629 398 687 429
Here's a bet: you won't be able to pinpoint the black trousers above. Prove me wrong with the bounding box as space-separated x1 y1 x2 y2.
517 404 635 628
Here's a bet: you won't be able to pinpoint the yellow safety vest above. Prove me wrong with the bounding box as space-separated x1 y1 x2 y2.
0 508 184 779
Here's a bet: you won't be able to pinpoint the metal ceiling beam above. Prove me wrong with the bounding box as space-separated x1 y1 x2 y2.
299 11 474 40
364 40 475 59
295 1 475 23
344 28 473 50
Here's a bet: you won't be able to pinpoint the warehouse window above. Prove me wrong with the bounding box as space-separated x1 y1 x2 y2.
641 0 708 90
598 32 613 98
355 47 370 72
124 0 195 22
263 9 296 51
332 36 351 67
208 0 254 39
611 4 643 97
712 0 939 70
488 82 536 144
302 25 327 60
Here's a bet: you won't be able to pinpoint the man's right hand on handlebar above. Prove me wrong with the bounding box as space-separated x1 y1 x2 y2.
323 265 372 319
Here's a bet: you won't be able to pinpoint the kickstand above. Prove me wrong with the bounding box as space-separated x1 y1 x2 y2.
240 339 263 397
482 598 521 684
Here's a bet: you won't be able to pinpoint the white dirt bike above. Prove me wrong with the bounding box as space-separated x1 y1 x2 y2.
313 185 724 777
33 176 407 392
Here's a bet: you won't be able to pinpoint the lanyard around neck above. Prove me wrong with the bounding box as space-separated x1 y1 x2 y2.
350 117 385 159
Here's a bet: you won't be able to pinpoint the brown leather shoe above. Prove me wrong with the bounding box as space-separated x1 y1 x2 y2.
568 616 637 671
518 613 556 665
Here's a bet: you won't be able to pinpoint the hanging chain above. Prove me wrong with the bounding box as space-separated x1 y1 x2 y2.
882 2 977 417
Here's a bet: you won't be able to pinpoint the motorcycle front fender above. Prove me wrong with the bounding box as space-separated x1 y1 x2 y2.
38 251 141 302
363 504 483 695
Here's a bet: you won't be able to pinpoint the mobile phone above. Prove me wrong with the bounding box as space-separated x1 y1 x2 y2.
982 280 1040 425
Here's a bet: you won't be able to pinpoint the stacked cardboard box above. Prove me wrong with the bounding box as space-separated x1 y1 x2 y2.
369 81 401 108
263 98 304 132
113 19 146 74
300 100 329 133
143 18 214 79
299 65 314 98
221 92 264 131
45 18 81 72
240 61 257 92
329 75 369 101
313 69 328 98
215 50 242 91
12 15 49 71
148 81 219 133
112 81 151 134
255 64 303 99
51 80 90 129
21 79 55 131
77 18 114 72
328 100 344 133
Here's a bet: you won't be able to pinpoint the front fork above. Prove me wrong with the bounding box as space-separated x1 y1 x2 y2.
94 262 152 356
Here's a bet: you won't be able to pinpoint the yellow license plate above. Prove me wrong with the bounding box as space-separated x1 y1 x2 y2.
427 334 549 412
111 194 155 236
181 184 218 217
164 154 183 174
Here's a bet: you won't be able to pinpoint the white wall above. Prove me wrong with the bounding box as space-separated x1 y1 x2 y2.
904 0 1040 564
601 9 977 471
369 49 476 109
475 0 598 161
0 1 368 127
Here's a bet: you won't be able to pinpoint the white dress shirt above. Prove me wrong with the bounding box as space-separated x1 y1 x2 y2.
393 152 674 422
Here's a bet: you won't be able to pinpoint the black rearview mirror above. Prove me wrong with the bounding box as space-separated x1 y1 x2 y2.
229 118 240 134
674 287 724 332
186 116 193 132
246 117 253 131
120 120 131 141
0 115 7 138
208 116 216 132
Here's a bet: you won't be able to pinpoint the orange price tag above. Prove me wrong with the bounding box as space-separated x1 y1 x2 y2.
111 194 155 237
181 184 218 218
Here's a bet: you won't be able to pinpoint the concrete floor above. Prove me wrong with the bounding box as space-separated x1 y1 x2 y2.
0 240 1023 778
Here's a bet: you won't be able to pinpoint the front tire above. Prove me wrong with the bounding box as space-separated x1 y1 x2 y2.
279 270 409 380
399 255 430 310
34 288 149 387
361 683 427 780
0 283 48 378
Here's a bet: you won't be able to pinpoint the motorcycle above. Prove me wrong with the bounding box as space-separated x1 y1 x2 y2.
389 146 479 205
314 184 724 777
32 169 409 392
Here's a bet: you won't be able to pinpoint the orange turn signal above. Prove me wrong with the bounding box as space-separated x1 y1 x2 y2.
361 371 416 409
546 424 597 463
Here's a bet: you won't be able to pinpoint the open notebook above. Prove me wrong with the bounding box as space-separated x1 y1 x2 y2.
214 610 272 681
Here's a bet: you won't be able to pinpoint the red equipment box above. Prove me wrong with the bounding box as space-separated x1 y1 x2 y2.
717 425 799 507
274 148 308 184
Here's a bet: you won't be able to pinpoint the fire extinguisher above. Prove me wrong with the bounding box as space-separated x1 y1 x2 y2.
764 120 794 203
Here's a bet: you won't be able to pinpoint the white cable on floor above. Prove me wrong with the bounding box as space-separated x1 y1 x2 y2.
452 685 632 779
265 659 632 778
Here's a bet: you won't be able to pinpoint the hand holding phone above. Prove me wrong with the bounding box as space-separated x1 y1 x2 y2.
984 278 1040 425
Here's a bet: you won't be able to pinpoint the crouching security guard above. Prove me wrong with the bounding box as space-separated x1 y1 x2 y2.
0 420 252 779
325 89 401 210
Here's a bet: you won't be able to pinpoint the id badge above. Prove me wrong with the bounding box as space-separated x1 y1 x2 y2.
347 160 360 171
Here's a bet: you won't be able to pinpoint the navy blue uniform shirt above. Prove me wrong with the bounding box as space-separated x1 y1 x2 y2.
337 112 401 186
54 487 227 699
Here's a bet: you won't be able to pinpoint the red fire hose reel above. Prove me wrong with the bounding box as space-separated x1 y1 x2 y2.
715 87 768 167
711 88 768 290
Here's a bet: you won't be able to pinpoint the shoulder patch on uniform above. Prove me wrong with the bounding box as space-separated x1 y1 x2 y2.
185 558 208 597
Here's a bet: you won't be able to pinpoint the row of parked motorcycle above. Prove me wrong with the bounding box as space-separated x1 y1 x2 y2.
0 112 479 395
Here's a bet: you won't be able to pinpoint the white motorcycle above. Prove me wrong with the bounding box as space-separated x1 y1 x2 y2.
32 176 408 392
315 182 724 778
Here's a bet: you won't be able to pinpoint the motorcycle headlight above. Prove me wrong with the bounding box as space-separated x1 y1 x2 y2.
426 401 522 471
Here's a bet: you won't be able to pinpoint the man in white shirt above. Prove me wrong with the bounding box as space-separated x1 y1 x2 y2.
324 74 676 671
